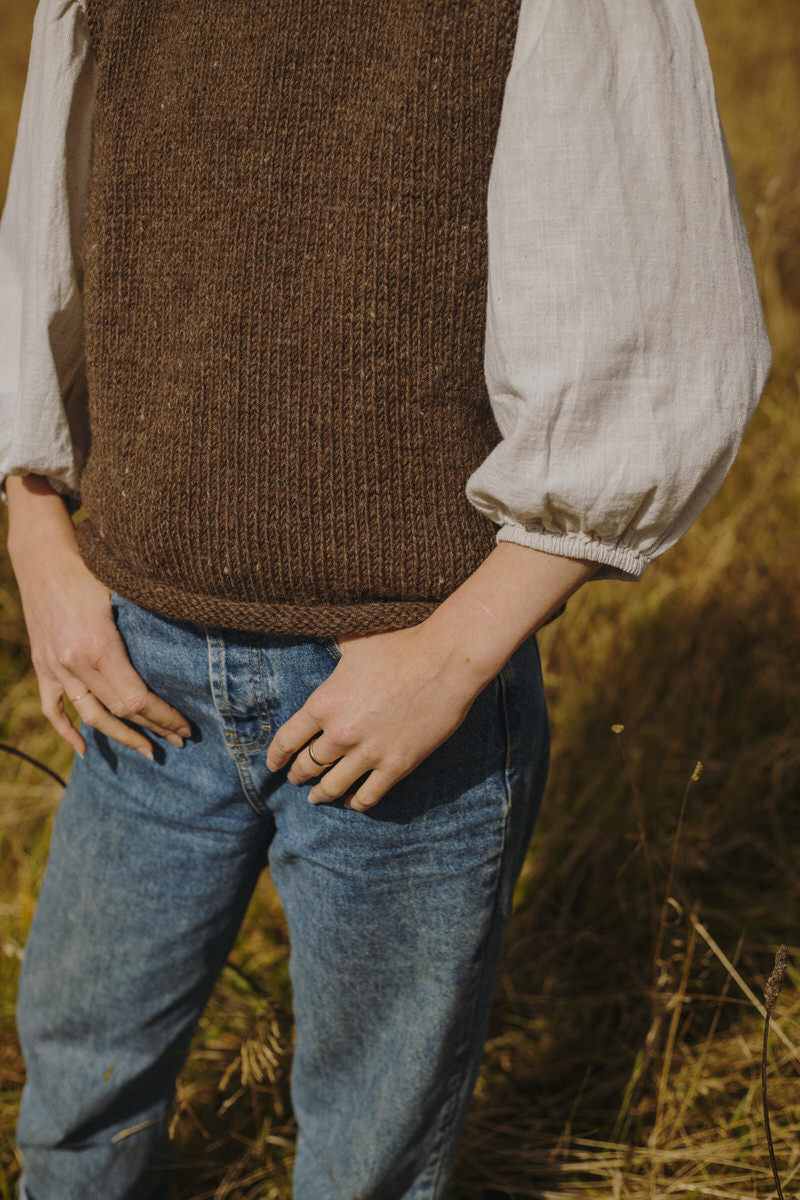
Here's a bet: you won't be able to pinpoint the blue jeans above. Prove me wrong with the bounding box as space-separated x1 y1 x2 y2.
16 592 550 1200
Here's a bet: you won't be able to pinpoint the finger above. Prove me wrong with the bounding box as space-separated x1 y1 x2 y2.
307 755 372 805
68 690 156 760
287 736 343 785
266 709 323 772
56 664 160 758
80 637 192 742
39 676 87 758
80 664 189 747
57 662 102 709
343 769 397 812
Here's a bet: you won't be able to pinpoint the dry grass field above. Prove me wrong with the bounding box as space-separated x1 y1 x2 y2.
1 1 799 1197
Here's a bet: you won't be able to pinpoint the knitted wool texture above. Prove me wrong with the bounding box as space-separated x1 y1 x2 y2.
76 0 522 636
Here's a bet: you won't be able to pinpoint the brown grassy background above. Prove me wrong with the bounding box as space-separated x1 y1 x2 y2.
1 1 799 1197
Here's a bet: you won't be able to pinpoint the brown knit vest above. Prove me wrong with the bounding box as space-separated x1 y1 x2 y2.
76 0 522 636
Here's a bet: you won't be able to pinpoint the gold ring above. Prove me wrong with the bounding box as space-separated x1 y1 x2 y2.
307 735 329 767
70 690 91 703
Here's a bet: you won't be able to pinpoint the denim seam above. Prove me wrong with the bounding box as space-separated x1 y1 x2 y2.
224 639 271 751
253 637 271 720
208 635 231 722
422 671 515 1198
225 727 270 749
320 636 342 664
206 633 269 815
497 665 515 817
221 638 272 748
226 728 271 750
229 749 270 815
207 634 271 751
422 873 508 1197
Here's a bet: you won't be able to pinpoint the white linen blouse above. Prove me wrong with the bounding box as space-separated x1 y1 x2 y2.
0 0 772 581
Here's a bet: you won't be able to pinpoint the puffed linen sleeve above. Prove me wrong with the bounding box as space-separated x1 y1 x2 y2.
0 0 94 507
466 0 772 581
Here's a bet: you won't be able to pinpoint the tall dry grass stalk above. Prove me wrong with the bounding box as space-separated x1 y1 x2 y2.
762 946 789 1200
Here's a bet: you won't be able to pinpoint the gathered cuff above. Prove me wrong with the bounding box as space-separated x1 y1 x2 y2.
494 522 650 582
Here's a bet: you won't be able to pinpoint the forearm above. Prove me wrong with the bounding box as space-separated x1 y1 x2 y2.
426 541 598 685
6 472 79 563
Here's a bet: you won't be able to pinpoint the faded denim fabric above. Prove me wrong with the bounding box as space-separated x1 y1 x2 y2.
16 592 550 1200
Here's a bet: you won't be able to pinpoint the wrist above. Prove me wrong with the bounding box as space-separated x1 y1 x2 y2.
425 542 598 684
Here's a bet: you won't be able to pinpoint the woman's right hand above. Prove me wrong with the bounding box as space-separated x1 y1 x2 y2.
6 473 191 760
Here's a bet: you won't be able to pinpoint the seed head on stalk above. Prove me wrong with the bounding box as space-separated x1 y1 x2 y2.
761 944 788 1200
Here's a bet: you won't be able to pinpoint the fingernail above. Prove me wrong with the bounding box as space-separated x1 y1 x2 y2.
166 733 185 749
178 725 191 738
138 744 154 761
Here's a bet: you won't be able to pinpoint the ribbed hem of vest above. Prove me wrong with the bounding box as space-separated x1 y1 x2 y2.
75 520 441 637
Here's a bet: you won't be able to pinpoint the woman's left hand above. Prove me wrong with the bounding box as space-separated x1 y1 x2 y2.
264 621 490 812
265 542 600 811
